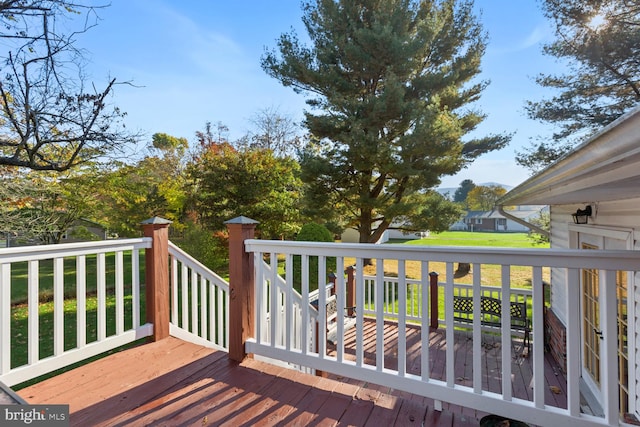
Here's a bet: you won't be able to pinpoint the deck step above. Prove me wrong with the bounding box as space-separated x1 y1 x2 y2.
327 316 357 344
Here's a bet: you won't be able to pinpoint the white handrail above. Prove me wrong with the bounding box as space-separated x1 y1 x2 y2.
244 239 640 427
3 236 637 426
0 238 151 263
0 239 153 387
257 259 319 371
167 242 229 351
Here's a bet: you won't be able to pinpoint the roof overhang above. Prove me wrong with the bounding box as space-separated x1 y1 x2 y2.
498 106 640 206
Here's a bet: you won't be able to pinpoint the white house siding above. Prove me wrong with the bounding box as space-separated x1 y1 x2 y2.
550 199 640 320
386 229 428 240
548 205 575 325
340 228 360 243
551 199 640 417
505 219 531 233
340 228 390 244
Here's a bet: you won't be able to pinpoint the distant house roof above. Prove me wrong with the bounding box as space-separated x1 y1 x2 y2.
495 209 545 220
499 105 640 206
464 209 543 220
464 210 492 219
74 218 107 229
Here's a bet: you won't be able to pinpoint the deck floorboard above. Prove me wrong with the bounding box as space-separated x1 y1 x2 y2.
18 318 567 426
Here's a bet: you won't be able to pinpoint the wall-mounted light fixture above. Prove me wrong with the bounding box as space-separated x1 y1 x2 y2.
572 205 592 224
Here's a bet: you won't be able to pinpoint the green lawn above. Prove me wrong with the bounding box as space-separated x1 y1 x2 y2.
360 232 549 323
10 291 148 390
9 251 146 305
9 250 147 388
401 231 549 248
9 232 545 388
11 294 145 366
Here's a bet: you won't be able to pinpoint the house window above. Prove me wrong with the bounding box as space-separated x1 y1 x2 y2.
582 259 600 385
581 241 629 414
571 225 632 416
497 218 506 226
475 218 482 225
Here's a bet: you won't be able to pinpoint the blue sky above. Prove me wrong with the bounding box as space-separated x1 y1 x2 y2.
78 1 564 188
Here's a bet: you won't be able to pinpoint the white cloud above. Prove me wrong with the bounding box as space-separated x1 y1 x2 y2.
518 25 551 50
488 24 554 56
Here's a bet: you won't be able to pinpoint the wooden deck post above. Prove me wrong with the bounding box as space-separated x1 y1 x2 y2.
328 272 337 296
346 266 356 317
225 216 259 362
141 217 172 341
429 272 439 330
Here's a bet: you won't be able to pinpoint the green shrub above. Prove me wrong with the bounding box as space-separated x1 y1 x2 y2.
296 222 334 243
174 222 229 273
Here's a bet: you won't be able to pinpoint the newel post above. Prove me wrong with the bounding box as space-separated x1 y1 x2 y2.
141 216 172 341
225 216 259 362
328 272 337 296
429 272 439 330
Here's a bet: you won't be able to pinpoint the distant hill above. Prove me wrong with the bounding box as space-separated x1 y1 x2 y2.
437 182 513 199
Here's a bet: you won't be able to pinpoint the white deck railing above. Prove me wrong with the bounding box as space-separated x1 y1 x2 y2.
167 242 229 351
243 240 640 427
4 233 640 426
361 274 532 332
253 258 324 373
0 239 153 387
0 239 230 387
256 259 319 350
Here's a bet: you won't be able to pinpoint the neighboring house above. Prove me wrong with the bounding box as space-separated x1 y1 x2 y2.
341 209 542 242
498 106 640 419
448 218 467 231
386 228 429 240
452 208 545 232
61 218 108 242
463 210 510 232
341 224 428 243
340 227 388 243
3 218 107 247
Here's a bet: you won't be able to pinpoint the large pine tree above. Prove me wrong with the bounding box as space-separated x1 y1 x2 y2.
519 0 640 172
262 0 508 243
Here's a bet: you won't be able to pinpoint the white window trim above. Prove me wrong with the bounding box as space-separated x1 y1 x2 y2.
568 223 636 417
568 224 634 246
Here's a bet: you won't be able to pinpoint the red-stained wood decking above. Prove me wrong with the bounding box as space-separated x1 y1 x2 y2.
18 319 567 426
327 319 568 412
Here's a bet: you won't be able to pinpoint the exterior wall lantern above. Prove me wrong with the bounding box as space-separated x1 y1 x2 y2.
572 205 592 224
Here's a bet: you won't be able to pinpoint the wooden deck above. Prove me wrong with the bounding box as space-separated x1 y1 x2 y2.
327 319 568 412
18 319 567 426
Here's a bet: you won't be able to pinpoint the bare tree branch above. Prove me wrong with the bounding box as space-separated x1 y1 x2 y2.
0 1 138 171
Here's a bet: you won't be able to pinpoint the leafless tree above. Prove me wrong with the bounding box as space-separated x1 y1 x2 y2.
0 168 85 244
246 106 301 157
0 1 137 171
